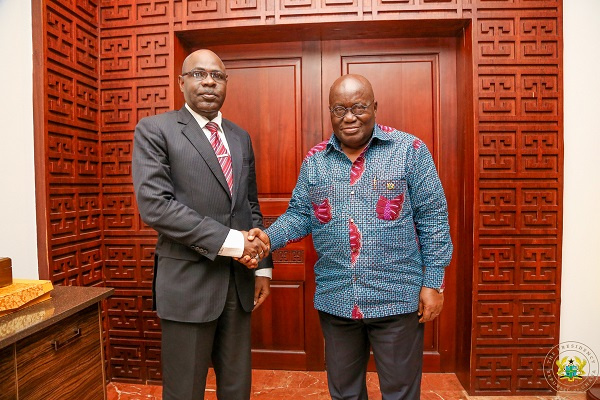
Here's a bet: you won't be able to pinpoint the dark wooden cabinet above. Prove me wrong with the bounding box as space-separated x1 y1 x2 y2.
16 306 103 400
0 346 16 399
0 286 113 400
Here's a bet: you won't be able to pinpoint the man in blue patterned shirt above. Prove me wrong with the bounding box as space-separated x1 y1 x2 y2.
250 74 452 399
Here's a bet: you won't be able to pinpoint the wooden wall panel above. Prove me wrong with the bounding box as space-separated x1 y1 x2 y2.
98 1 173 381
35 0 102 288
470 2 562 395
34 0 563 395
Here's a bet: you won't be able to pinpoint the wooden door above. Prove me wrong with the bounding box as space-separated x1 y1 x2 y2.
211 41 325 370
322 37 460 372
207 36 460 372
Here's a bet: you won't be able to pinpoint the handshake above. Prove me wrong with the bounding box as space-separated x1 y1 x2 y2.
236 228 271 269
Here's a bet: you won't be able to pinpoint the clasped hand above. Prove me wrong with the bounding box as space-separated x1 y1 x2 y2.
235 228 271 269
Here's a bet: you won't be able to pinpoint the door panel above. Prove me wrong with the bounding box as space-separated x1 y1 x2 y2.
221 57 302 196
323 37 459 372
342 55 436 150
207 36 460 372
209 42 324 370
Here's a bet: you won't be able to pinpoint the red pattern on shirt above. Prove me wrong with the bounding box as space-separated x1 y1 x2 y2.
304 140 328 161
375 193 404 221
377 123 394 133
351 304 364 319
349 219 362 265
350 155 366 185
312 198 332 224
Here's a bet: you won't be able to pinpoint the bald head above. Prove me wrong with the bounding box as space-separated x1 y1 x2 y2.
329 74 375 106
182 49 226 75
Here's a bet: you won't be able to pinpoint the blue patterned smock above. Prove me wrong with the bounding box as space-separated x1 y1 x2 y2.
266 124 453 319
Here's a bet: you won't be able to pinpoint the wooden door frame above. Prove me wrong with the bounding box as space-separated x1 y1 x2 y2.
321 35 469 374
203 40 326 371
174 19 474 378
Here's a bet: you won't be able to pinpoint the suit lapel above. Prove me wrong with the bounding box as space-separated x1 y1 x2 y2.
223 120 243 209
178 107 231 199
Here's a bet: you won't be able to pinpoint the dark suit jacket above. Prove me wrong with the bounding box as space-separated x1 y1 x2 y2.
132 106 273 323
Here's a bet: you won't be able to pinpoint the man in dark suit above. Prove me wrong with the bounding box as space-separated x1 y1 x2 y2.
132 49 272 400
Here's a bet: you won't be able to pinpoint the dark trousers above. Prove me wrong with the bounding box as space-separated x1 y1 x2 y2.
319 311 424 400
161 273 252 400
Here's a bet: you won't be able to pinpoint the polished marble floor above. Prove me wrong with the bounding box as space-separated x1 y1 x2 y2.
107 370 588 400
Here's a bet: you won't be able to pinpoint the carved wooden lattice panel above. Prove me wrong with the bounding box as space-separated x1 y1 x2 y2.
471 2 562 395
43 0 102 288
99 1 171 382
37 0 563 393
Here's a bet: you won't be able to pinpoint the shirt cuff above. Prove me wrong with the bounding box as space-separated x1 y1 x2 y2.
255 268 272 279
218 229 244 258
423 266 446 290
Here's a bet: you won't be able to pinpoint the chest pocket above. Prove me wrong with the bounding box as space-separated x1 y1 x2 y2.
308 184 333 224
373 179 407 221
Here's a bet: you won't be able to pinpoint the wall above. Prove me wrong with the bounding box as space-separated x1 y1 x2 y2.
94 3 566 392
0 0 598 391
0 0 37 279
561 0 600 358
34 0 102 287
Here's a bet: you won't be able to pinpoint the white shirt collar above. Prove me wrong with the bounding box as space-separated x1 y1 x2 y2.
185 103 230 152
185 103 223 131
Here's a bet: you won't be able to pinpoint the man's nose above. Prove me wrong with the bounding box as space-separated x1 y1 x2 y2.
343 109 357 120
201 75 217 86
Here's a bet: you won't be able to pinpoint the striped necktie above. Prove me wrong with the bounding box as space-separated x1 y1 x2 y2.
205 121 233 194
